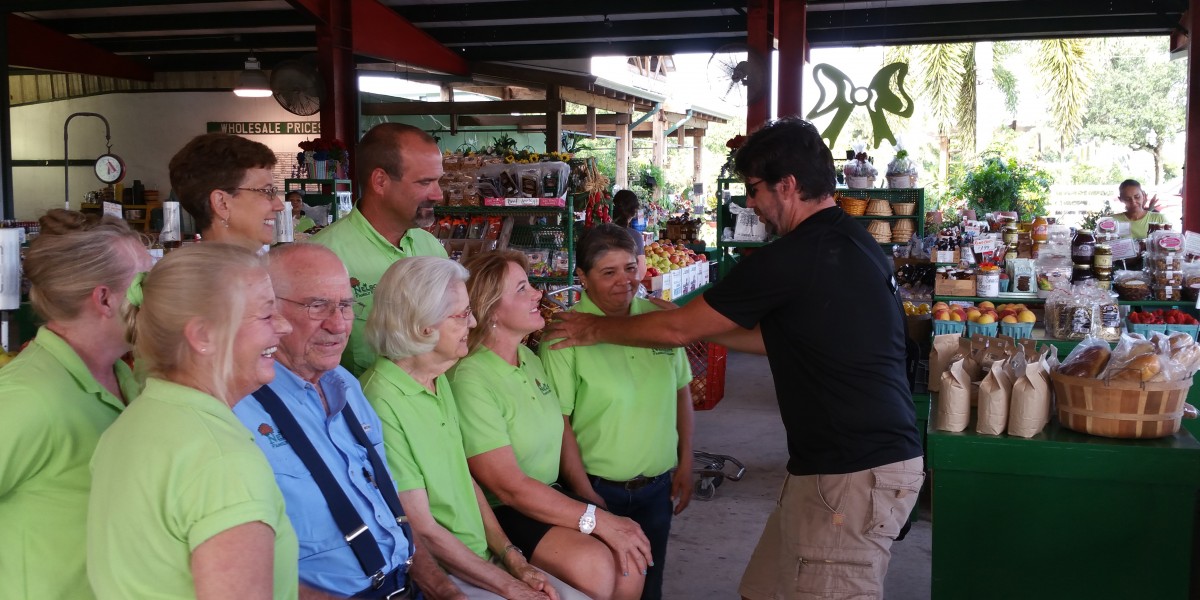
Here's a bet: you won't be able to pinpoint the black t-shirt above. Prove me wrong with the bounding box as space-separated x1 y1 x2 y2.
705 207 923 475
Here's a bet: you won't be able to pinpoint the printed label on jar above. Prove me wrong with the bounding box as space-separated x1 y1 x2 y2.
1072 243 1094 259
1100 305 1121 328
1093 253 1113 269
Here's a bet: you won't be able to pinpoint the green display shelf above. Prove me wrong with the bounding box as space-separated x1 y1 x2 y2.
433 206 570 216
933 295 1044 304
927 399 1200 600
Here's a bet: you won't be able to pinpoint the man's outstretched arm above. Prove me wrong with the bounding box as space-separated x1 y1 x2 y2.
545 296 764 354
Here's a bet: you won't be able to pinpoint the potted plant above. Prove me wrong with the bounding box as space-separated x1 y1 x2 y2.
954 154 1052 220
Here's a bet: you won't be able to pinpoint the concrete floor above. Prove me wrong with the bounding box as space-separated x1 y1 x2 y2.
664 351 933 599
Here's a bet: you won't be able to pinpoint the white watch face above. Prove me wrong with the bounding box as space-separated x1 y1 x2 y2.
95 154 125 184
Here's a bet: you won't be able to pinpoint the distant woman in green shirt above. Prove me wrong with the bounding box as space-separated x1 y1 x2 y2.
1114 179 1168 239
539 224 695 600
453 250 650 600
0 210 150 600
88 243 298 600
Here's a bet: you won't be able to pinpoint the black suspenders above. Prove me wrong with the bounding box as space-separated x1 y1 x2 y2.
252 385 414 589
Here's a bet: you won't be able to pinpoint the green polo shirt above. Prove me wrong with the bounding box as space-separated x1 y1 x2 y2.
449 345 565 505
87 378 298 600
0 327 138 600
359 358 490 560
313 208 448 376
539 294 692 481
1114 211 1168 240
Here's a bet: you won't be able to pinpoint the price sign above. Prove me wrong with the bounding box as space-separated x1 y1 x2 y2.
1183 231 1200 256
1109 238 1139 260
973 238 997 255
103 201 122 220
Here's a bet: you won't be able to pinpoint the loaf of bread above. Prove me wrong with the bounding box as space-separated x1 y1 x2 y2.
1168 332 1194 354
1109 353 1161 382
1058 346 1111 378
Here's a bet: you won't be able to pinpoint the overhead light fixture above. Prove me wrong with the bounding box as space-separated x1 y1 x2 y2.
233 56 272 97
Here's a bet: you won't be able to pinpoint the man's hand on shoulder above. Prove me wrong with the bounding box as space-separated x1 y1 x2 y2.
544 312 602 350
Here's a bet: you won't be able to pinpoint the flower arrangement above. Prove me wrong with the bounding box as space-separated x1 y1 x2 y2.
298 138 348 162
720 135 747 179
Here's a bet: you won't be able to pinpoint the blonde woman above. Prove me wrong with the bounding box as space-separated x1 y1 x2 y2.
88 244 297 599
360 256 584 600
452 250 650 600
0 210 150 599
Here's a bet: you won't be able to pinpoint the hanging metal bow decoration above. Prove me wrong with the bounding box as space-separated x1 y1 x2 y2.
806 62 914 149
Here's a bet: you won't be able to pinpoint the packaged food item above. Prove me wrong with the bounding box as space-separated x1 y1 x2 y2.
1112 270 1151 300
1071 230 1095 265
1058 337 1112 378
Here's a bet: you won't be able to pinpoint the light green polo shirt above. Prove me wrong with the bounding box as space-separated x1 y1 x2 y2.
1114 211 1168 240
87 378 298 600
539 294 692 481
0 327 138 600
313 208 448 376
449 345 565 506
359 358 490 560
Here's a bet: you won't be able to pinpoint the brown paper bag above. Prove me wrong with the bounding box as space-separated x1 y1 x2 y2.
980 339 1012 376
928 333 963 392
1008 351 1052 438
976 357 1014 435
961 338 986 383
935 359 972 432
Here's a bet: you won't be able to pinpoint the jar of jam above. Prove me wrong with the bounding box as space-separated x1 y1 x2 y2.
1032 216 1049 242
1071 229 1095 265
1092 243 1112 269
1003 227 1019 245
1071 263 1095 284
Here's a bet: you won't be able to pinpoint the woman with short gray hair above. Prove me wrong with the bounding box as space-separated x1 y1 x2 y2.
360 256 583 600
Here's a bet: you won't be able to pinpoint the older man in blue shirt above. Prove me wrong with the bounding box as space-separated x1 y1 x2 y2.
235 243 459 599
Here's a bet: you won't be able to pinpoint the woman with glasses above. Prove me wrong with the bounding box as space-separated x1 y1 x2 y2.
0 209 151 599
88 244 297 599
359 256 583 600
451 250 650 600
169 133 285 252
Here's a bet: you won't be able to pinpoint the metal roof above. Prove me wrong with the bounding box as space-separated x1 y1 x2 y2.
6 0 1187 75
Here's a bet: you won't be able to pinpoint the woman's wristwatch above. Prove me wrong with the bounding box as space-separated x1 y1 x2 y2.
578 504 597 535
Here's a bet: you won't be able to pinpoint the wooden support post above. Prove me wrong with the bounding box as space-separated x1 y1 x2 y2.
746 0 773 132
545 85 562 152
652 113 666 170
616 117 630 189
693 133 704 191
776 0 807 118
587 106 597 138
316 0 357 149
1185 2 1200 232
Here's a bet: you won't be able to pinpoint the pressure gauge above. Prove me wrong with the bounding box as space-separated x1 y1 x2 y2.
94 153 126 184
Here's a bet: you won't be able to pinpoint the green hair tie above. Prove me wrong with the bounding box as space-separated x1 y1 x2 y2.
126 271 147 307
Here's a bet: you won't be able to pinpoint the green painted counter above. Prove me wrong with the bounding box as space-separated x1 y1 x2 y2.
927 398 1200 599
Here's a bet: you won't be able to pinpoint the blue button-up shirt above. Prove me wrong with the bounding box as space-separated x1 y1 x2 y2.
235 362 411 596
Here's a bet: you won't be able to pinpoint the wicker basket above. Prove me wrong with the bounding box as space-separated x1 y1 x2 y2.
865 198 893 216
840 196 868 216
893 202 916 215
1050 371 1191 439
867 220 892 243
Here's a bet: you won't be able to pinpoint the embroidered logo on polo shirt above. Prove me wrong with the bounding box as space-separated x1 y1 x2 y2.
535 379 553 395
652 349 674 356
256 423 289 448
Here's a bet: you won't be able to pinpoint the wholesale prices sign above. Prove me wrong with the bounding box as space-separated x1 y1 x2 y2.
206 121 320 135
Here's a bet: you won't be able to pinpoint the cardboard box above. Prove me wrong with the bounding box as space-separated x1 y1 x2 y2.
642 274 664 296
934 276 976 297
669 270 682 296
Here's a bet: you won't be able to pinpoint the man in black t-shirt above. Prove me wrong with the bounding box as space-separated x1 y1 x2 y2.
545 118 923 600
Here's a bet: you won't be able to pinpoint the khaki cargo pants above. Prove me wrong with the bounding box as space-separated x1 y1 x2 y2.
739 457 925 600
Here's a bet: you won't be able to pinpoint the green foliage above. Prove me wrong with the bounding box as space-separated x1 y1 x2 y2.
1035 39 1095 144
1080 199 1114 232
993 63 1019 117
954 153 1052 218
1081 37 1186 185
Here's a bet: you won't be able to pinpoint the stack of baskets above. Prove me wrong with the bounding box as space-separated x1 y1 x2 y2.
839 196 868 216
892 202 916 216
865 198 893 217
892 219 915 243
866 220 892 244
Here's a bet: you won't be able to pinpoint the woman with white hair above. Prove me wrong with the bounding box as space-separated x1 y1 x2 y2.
0 209 150 599
360 256 586 600
87 243 297 599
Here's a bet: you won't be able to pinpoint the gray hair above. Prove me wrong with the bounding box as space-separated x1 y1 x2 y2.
366 256 469 360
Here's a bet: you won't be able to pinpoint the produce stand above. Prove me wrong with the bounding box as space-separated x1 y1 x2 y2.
926 397 1200 600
